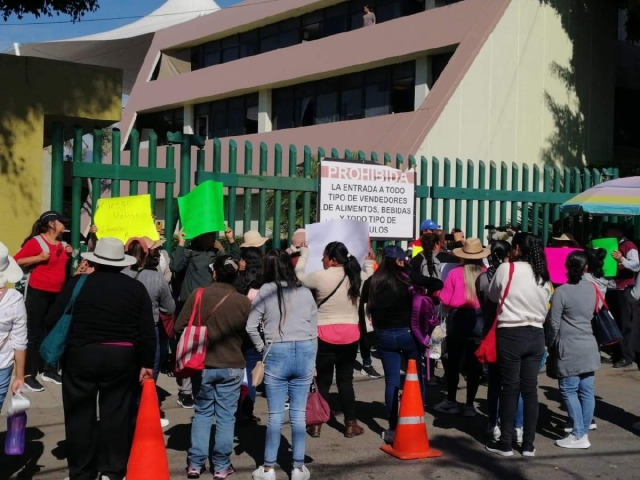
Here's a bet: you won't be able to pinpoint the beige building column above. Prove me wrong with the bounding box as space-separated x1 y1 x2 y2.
415 56 432 110
258 89 272 133
183 104 194 134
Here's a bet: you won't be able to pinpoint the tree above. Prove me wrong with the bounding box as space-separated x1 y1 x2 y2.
1 0 99 21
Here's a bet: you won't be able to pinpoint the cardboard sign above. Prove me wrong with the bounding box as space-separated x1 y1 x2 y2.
305 219 370 274
94 194 159 243
177 180 225 240
545 248 582 285
589 237 619 278
319 159 416 240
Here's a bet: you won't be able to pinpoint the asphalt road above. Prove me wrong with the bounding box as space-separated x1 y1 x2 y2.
2 357 639 480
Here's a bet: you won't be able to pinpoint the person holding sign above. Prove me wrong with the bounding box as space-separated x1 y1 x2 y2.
14 211 73 393
295 242 375 439
603 224 639 369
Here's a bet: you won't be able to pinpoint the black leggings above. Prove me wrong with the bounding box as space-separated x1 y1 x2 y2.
315 339 359 422
25 287 59 377
445 308 482 405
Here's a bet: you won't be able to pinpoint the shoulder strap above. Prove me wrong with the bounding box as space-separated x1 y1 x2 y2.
34 235 49 253
209 291 233 318
317 275 347 308
496 263 515 318
65 274 88 315
593 283 607 313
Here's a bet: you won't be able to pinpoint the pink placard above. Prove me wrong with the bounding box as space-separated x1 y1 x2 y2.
545 248 582 285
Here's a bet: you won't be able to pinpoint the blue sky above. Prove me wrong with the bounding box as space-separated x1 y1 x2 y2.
0 0 239 52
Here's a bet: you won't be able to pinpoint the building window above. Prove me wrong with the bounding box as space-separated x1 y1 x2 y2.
193 93 259 139
188 0 434 72
430 51 454 88
135 108 184 146
273 61 415 131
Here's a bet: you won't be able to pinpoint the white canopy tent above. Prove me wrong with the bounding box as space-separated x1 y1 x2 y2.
14 0 220 94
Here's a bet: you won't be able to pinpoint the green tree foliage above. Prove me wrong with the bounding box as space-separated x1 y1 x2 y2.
1 0 99 20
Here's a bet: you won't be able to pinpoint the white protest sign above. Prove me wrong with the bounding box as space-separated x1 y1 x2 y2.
319 159 415 240
305 219 370 275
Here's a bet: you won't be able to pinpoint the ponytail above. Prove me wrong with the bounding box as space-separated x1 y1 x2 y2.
324 241 362 305
512 232 550 285
420 233 438 278
22 219 48 247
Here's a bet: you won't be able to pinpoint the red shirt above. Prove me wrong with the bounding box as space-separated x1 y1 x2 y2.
14 236 69 293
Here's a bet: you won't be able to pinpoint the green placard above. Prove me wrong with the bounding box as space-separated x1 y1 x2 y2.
589 237 619 278
177 180 225 239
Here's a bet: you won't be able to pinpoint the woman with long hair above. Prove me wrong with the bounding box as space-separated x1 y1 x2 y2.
547 251 600 449
122 237 175 382
411 233 440 278
477 240 524 442
248 250 317 480
362 245 428 444
13 211 72 392
486 232 552 457
237 246 265 424
434 238 488 417
585 248 615 298
296 241 375 438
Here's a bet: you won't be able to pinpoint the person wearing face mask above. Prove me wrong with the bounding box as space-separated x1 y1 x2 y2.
13 211 73 392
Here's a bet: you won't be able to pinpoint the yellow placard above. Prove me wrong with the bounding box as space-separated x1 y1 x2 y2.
94 194 159 243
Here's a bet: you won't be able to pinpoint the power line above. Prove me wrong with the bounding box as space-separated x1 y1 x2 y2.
0 0 282 27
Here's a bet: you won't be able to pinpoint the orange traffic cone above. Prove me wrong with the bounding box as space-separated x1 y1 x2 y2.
381 359 442 460
127 379 170 480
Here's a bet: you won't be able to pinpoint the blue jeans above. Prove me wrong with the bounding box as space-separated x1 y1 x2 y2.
376 328 422 429
559 372 595 438
264 340 317 469
0 365 12 412
487 365 523 429
188 368 244 472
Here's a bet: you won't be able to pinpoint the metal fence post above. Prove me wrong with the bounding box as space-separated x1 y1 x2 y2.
50 121 64 213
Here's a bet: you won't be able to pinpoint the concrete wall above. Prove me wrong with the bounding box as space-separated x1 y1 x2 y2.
0 55 122 255
416 0 616 169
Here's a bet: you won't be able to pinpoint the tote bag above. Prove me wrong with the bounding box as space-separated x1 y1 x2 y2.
40 275 88 365
475 263 515 364
306 379 330 425
592 285 623 347
175 289 207 379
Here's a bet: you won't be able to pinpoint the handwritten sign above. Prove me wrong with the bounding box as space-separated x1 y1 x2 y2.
94 194 159 243
177 180 225 240
545 248 582 285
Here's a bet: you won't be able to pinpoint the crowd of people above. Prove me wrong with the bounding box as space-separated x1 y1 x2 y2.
1 211 640 480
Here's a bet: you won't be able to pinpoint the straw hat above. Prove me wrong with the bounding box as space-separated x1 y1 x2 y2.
552 233 579 247
453 238 490 260
82 238 136 267
241 230 269 248
0 242 23 285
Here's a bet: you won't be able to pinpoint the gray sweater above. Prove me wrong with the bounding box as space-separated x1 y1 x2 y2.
547 278 600 378
246 282 318 353
122 268 175 324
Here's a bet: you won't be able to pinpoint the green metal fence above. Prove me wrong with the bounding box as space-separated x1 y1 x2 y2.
52 122 620 266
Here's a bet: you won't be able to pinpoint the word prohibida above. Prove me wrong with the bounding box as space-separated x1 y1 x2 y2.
326 165 412 183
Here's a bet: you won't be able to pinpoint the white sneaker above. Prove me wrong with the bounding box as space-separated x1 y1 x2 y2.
515 427 524 444
433 400 460 415
381 429 396 445
590 421 597 430
291 465 311 480
555 433 591 449
464 405 477 417
160 418 170 428
252 466 276 480
487 426 501 442
563 421 597 433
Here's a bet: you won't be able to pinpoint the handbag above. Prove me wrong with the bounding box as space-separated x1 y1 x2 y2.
475 262 515 364
251 341 274 387
40 275 88 365
159 312 175 339
592 285 623 347
306 378 330 425
175 289 232 379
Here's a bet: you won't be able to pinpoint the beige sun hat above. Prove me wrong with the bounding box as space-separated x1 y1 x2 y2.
0 242 23 285
241 230 269 248
452 238 491 260
82 237 136 267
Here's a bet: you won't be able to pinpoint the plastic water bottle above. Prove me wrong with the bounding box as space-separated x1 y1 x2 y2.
5 412 27 455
